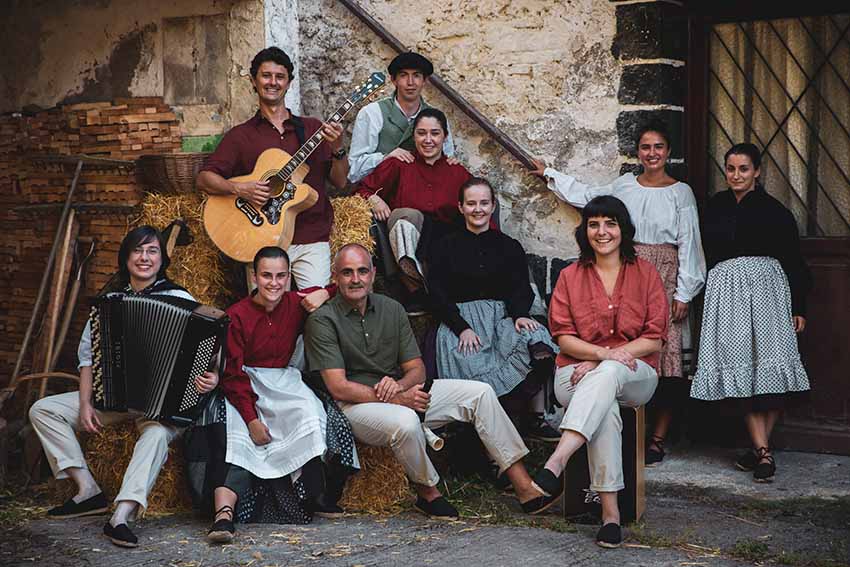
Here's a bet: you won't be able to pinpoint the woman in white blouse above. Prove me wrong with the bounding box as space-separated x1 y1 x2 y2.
531 120 706 466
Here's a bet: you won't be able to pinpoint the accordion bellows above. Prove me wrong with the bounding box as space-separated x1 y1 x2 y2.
90 294 228 425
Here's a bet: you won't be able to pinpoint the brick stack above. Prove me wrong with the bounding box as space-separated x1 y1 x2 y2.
0 97 183 388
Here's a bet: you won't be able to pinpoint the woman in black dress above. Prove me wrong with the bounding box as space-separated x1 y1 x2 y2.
690 143 811 483
427 177 558 437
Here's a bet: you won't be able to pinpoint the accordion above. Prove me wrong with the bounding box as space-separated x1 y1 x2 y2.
90 294 229 425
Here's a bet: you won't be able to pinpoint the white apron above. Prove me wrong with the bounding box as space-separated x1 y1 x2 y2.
225 366 327 479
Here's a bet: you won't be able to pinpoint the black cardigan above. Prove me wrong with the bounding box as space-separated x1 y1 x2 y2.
427 228 534 335
702 187 812 315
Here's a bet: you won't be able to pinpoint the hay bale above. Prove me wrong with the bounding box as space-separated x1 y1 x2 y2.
135 192 229 308
340 443 411 513
329 196 375 257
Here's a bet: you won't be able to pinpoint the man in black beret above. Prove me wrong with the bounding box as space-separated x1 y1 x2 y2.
347 51 456 183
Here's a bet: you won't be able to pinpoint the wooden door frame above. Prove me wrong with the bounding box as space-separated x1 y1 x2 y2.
686 5 850 454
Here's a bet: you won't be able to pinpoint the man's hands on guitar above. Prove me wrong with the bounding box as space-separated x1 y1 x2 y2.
248 418 272 445
390 383 430 412
322 122 345 151
233 179 271 209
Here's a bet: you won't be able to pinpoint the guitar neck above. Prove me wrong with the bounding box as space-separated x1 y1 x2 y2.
276 100 356 181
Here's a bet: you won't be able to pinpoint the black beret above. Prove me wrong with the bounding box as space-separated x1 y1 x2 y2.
388 52 434 78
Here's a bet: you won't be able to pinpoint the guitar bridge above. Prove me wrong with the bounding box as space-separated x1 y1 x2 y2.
235 198 264 226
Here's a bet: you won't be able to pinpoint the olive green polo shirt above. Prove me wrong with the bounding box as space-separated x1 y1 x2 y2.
305 293 421 387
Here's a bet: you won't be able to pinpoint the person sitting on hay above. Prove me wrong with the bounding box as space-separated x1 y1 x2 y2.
355 108 475 312
305 243 561 520
201 246 358 544
29 226 219 548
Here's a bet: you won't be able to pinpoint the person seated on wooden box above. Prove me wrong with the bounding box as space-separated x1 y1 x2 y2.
29 226 219 548
304 243 559 520
531 196 666 549
355 108 481 311
427 176 559 440
200 246 358 544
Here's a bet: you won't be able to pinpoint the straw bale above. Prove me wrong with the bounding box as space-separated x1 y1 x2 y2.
135 192 229 308
340 443 411 513
329 196 375 258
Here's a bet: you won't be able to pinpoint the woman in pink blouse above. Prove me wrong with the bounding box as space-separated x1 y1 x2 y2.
532 196 667 548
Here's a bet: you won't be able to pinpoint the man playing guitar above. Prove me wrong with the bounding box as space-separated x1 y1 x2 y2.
197 47 349 288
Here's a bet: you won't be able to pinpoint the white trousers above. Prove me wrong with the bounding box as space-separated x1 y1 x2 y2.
29 391 181 512
339 379 529 487
555 360 658 492
288 241 331 289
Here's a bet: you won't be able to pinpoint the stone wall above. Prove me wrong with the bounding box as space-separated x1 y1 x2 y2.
297 0 629 293
0 0 264 137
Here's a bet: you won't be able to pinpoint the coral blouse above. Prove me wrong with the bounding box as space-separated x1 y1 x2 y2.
548 258 669 370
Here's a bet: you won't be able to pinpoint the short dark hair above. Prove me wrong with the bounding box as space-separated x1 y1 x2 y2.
250 47 294 80
634 119 671 149
118 225 170 284
388 52 434 78
458 176 495 203
575 196 637 265
724 143 762 170
252 246 290 273
413 107 448 136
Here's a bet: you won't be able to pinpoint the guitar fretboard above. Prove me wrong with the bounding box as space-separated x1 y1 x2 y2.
274 100 355 182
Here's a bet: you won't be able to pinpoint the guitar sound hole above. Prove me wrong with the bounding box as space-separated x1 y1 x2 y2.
267 176 286 196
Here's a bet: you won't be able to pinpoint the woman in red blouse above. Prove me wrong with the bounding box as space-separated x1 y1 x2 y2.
533 196 667 548
356 108 471 301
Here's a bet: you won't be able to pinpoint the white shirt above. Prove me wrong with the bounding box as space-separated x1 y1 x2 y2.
347 97 456 183
544 168 707 303
77 288 195 369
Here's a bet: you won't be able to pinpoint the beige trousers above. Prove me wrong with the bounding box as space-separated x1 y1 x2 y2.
29 391 181 512
288 241 331 289
555 360 658 492
339 379 529 487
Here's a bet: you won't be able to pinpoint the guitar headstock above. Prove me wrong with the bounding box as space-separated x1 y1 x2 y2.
349 72 388 105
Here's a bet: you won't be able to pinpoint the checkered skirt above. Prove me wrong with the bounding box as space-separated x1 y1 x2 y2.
690 256 809 401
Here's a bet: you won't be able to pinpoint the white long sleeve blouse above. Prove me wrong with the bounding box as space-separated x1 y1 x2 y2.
544 168 706 303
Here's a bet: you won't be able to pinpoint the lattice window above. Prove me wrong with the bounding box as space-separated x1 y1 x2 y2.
708 15 850 236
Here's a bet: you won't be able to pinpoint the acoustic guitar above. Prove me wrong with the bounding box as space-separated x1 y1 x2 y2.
203 72 386 262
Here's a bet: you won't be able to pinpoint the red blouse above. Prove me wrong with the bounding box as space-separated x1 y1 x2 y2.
355 154 471 225
548 258 668 370
221 287 330 424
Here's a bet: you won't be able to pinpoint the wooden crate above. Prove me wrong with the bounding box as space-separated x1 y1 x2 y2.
562 405 645 524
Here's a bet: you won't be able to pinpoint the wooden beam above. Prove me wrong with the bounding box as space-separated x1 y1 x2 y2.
336 0 535 170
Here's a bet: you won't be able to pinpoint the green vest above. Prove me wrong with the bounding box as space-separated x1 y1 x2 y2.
376 95 434 155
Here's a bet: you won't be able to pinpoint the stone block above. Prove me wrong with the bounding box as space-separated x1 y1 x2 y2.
612 2 687 61
618 64 686 106
616 109 684 159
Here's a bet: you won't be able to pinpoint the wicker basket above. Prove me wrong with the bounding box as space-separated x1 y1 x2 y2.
137 152 210 195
